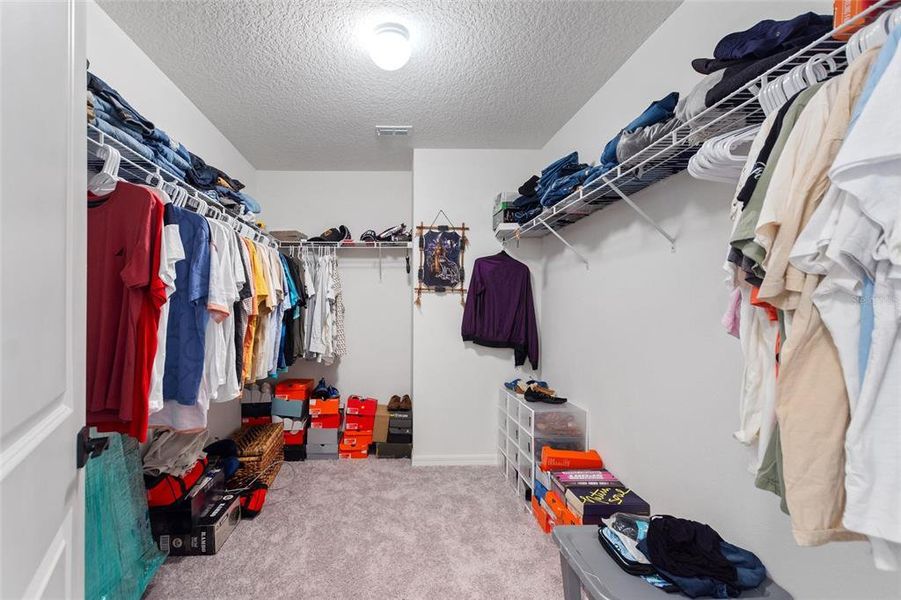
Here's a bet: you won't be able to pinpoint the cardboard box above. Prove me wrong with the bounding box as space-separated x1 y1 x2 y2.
339 449 369 459
339 431 372 451
375 442 412 458
544 491 568 521
283 429 305 445
308 397 340 417
274 378 314 400
345 414 375 431
156 493 241 556
271 397 306 419
373 404 389 443
310 414 341 429
240 402 272 418
307 443 339 455
566 486 650 524
551 469 621 500
345 396 377 416
539 448 603 472
284 445 307 462
149 467 225 536
308 428 339 446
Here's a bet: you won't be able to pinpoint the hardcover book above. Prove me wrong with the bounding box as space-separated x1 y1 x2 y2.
565 486 650 521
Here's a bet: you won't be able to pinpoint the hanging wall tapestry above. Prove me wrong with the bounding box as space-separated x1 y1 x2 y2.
415 211 468 306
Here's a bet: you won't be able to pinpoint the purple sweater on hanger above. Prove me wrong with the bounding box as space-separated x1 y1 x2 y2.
461 251 539 369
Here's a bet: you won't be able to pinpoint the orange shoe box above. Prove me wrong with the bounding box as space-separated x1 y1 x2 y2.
531 496 552 534
345 414 375 431
339 449 369 459
309 397 340 417
833 0 880 40
544 491 568 521
539 448 603 471
339 431 373 451
345 396 377 416
284 429 305 445
310 414 341 429
241 416 271 427
274 378 315 400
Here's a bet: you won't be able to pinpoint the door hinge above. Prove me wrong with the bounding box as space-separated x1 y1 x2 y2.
76 427 110 469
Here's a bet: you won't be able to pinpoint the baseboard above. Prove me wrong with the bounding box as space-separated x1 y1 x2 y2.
411 453 498 467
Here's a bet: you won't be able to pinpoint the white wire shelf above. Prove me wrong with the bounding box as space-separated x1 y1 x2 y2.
279 240 413 249
87 123 277 246
499 0 898 244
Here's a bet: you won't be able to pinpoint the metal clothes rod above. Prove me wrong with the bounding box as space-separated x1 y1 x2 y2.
280 241 413 282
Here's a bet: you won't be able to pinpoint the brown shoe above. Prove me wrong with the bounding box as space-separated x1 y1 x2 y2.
400 394 412 411
387 395 401 410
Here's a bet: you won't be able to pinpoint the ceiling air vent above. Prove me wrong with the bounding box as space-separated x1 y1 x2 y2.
375 125 412 137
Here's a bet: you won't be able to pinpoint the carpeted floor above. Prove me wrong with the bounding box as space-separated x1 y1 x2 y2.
144 459 563 599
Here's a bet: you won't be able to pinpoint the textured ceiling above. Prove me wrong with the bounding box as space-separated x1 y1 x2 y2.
98 0 681 171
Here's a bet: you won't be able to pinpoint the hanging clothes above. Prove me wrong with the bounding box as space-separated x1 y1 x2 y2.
461 250 539 369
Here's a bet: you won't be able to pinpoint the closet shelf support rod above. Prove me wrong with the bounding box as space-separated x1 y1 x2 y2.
602 177 677 252
536 218 589 270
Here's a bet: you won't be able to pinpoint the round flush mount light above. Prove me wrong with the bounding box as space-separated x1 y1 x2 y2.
368 23 411 71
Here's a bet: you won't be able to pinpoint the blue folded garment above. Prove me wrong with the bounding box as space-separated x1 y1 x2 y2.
536 152 579 196
600 92 680 172
93 117 156 162
539 166 594 208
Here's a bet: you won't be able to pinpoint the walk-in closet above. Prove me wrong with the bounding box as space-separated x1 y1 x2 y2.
2 1 901 599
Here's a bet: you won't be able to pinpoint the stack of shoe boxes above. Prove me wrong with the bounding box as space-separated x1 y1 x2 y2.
308 395 341 460
272 379 313 461
378 405 412 458
240 383 273 426
339 396 377 459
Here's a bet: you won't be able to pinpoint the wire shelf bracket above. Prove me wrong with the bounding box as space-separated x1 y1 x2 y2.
536 218 590 270
602 177 677 252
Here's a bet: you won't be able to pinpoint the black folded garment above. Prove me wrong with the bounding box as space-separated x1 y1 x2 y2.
186 151 245 192
693 26 833 77
713 12 832 61
705 45 806 107
518 174 539 197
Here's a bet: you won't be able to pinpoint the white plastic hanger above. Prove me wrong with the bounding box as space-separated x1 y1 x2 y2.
87 145 121 196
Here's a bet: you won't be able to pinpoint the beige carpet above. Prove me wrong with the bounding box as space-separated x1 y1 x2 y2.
144 459 563 599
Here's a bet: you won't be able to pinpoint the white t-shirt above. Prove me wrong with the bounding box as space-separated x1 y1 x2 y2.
148 219 185 413
828 45 901 570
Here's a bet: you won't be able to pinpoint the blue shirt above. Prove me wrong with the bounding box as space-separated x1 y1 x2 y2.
162 207 211 405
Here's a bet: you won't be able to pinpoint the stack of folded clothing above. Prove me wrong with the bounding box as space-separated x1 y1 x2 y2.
677 12 833 126
511 152 599 218
599 91 680 176
87 71 262 214
600 513 768 598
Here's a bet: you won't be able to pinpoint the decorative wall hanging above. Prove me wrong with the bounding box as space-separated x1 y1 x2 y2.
415 210 468 306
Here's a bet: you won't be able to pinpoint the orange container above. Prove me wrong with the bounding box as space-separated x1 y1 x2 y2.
833 0 881 40
561 506 580 526
544 491 568 521
540 448 603 471
284 429 305 445
310 414 341 429
339 431 373 451
339 450 369 459
345 396 378 416
308 397 340 417
274 378 315 400
531 496 552 534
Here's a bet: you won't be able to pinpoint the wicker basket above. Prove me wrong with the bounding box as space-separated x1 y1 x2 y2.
229 423 284 489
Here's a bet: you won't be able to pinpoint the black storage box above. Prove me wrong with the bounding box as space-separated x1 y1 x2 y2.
241 402 272 418
387 411 412 429
156 493 241 556
149 467 225 536
376 442 412 459
284 445 307 462
387 426 412 444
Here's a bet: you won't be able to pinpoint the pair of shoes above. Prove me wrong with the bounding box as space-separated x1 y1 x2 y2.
504 378 521 392
512 379 555 397
311 378 339 399
310 225 351 243
387 394 412 410
374 223 410 242
524 387 567 404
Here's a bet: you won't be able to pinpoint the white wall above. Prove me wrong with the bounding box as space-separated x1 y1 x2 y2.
255 171 413 406
412 149 543 465
86 0 256 189
535 1 901 598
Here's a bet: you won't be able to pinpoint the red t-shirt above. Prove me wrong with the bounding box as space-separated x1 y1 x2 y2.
86 182 164 441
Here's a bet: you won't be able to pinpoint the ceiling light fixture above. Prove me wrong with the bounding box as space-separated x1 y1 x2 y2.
368 23 411 71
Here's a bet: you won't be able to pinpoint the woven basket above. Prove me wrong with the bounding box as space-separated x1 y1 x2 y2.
229 423 284 489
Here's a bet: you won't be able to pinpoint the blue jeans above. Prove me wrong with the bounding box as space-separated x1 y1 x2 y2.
155 156 187 180
536 152 579 195
600 91 680 168
539 166 593 207
88 72 155 135
215 186 261 214
92 117 156 162
148 141 192 173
